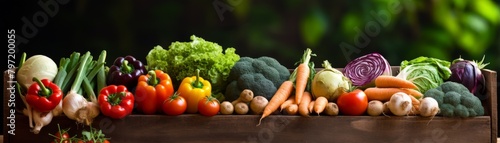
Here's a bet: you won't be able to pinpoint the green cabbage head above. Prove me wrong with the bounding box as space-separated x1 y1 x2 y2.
396 56 451 93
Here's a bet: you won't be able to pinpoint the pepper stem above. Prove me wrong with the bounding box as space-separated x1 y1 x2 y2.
109 92 125 105
121 60 133 74
148 71 158 86
192 69 203 88
32 77 51 97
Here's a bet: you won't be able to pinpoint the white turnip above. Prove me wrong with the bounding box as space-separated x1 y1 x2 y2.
387 92 412 116
419 97 440 117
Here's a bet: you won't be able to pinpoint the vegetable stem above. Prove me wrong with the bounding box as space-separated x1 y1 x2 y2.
108 92 125 106
70 52 91 92
97 50 107 91
82 77 97 103
192 69 203 88
121 60 133 74
322 60 333 69
148 71 158 86
18 52 26 69
32 77 51 97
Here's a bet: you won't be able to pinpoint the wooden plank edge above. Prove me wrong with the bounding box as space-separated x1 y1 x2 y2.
483 69 498 143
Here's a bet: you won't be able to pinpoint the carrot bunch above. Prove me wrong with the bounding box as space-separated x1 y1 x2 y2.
258 48 315 126
364 75 423 101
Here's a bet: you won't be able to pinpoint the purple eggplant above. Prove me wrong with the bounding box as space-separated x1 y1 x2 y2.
448 56 489 100
107 56 147 90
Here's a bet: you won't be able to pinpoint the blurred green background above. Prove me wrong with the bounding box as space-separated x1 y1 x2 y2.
4 0 500 134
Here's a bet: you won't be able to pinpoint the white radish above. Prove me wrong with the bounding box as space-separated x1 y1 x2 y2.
387 92 412 116
419 97 440 117
367 100 384 116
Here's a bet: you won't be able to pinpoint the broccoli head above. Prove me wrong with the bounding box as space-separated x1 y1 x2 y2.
424 81 485 117
225 56 290 101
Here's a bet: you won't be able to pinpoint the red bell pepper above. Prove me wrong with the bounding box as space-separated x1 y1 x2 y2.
135 70 174 114
26 77 63 112
98 85 135 119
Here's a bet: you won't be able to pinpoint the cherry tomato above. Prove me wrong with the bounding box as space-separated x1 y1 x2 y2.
198 96 220 116
162 93 187 116
336 89 368 116
52 128 70 143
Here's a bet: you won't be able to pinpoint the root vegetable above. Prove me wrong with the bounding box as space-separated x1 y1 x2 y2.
280 95 295 112
312 60 350 101
258 80 293 126
387 92 413 116
232 89 254 106
32 110 53 134
285 104 298 115
324 102 339 116
220 101 234 115
298 92 312 116
308 101 315 113
234 102 249 115
313 97 328 115
375 75 418 89
409 95 421 115
17 55 58 89
62 52 100 125
364 88 423 101
367 100 384 116
382 102 392 115
419 97 440 117
250 96 269 115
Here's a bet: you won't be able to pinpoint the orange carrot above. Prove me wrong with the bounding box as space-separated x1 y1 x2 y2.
364 88 423 102
258 80 294 126
280 95 296 112
313 96 328 115
308 101 315 113
294 48 313 105
298 91 312 116
375 75 418 89
409 95 420 115
285 104 298 115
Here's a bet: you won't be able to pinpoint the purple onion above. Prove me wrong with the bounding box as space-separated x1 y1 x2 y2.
343 53 392 87
449 57 489 99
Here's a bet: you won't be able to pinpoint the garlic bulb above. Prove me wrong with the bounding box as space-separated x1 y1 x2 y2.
63 91 100 125
32 110 53 134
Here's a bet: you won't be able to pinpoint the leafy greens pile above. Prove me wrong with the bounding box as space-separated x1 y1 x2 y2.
396 56 451 93
146 35 240 98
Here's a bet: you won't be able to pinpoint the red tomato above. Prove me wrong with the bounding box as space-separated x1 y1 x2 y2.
336 89 368 116
198 96 220 117
162 93 187 116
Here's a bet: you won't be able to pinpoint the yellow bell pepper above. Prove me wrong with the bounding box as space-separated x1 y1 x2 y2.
178 69 212 113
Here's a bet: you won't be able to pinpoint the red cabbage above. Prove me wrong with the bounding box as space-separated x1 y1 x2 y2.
449 57 489 99
343 53 392 87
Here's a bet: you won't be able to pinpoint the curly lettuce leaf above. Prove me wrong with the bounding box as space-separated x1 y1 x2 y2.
146 35 240 96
